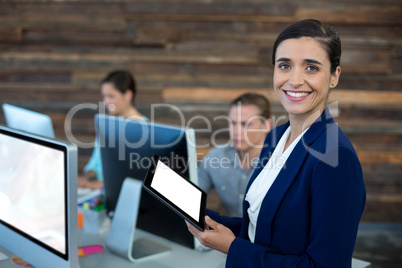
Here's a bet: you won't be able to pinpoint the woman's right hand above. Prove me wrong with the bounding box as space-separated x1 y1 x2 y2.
186 216 235 254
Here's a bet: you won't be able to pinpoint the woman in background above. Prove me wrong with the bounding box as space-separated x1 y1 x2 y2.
78 70 146 189
187 19 366 268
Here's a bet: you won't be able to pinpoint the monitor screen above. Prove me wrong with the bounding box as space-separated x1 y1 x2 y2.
0 125 78 268
2 103 55 138
96 114 199 249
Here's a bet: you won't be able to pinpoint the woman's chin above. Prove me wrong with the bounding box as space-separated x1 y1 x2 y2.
107 110 118 116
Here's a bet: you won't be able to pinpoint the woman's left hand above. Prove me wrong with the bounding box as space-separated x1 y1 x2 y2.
186 216 235 254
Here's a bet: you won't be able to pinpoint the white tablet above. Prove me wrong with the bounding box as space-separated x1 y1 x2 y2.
143 155 206 231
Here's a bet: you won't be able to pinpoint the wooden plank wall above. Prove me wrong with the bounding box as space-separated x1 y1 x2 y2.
0 0 401 222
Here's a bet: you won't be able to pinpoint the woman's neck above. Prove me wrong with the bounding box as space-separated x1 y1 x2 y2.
120 106 142 119
285 109 322 151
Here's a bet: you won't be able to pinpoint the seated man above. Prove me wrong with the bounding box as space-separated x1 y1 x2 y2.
198 93 271 217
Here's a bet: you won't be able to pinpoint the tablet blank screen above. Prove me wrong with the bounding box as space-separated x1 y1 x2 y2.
151 160 201 222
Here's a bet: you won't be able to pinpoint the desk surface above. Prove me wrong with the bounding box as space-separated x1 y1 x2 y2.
81 227 373 268
0 222 371 268
78 225 226 268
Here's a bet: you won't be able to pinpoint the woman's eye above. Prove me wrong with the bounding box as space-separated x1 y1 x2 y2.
306 66 318 72
279 64 290 70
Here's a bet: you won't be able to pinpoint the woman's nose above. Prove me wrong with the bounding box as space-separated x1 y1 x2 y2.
289 69 304 88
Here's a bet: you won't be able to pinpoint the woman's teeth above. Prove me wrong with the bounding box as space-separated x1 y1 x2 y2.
285 91 310 97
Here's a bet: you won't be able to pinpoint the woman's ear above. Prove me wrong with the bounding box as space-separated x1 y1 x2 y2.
330 66 341 88
124 90 133 102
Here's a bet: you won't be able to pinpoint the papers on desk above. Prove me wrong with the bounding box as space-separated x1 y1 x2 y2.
77 188 102 206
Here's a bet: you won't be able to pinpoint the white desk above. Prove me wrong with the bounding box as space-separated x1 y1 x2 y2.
352 258 372 268
0 222 371 268
78 223 226 268
79 226 372 268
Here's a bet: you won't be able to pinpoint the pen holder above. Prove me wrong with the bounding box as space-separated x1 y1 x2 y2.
83 207 106 234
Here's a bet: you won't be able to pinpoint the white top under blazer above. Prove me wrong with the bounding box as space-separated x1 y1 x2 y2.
245 126 308 242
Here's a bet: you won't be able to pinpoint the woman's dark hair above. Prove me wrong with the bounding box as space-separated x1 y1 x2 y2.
101 70 137 103
230 93 271 120
272 19 341 74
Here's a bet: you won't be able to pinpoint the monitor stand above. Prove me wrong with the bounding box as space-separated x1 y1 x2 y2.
106 178 170 262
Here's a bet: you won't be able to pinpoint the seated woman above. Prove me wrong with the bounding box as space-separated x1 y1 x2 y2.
78 70 147 189
187 19 366 268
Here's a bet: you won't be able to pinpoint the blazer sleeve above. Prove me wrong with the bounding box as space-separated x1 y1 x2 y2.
225 146 366 268
206 209 243 237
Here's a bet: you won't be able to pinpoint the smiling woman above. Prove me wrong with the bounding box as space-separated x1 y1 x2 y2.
273 37 341 148
77 70 147 189
186 19 366 268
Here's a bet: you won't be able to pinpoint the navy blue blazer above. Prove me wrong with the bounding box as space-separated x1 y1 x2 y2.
208 108 366 268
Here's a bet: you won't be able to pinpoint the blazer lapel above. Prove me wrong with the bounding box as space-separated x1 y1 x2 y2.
239 122 289 239
246 122 290 192
254 107 335 246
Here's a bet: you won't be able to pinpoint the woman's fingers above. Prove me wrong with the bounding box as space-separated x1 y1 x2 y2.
186 216 235 254
204 216 218 230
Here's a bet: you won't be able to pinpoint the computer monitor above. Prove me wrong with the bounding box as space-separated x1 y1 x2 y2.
2 103 55 138
0 125 78 268
96 114 199 249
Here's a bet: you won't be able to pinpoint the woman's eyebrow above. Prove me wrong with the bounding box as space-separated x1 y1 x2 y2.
305 59 322 65
276 57 290 62
276 58 323 66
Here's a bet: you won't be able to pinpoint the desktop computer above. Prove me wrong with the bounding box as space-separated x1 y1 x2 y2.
0 125 78 268
95 114 200 250
2 103 55 138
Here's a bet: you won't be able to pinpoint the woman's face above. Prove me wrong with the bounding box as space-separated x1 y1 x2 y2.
273 37 340 120
101 82 132 116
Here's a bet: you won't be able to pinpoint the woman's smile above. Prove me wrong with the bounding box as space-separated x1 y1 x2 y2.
282 90 312 101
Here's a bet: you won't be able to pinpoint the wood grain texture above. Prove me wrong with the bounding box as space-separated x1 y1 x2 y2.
0 0 400 223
